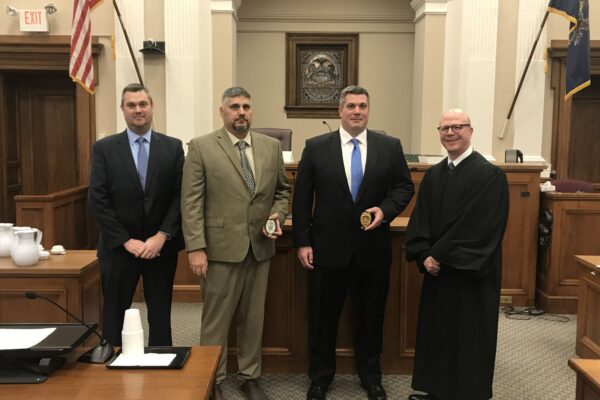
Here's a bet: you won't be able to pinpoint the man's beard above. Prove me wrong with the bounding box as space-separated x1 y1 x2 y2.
234 120 249 133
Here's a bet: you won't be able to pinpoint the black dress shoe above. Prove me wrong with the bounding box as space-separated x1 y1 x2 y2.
364 383 387 400
306 384 326 400
408 394 435 400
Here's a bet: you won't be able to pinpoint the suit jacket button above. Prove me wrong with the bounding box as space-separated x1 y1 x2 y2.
145 197 148 201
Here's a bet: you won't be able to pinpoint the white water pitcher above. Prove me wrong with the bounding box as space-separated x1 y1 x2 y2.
0 223 14 257
10 228 43 267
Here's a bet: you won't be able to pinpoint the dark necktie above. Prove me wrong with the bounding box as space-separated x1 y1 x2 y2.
136 137 148 189
238 140 256 195
350 138 363 201
448 161 455 174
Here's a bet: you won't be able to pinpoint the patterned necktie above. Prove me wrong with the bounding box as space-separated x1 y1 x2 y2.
136 136 148 190
448 161 455 174
350 138 363 201
238 140 256 195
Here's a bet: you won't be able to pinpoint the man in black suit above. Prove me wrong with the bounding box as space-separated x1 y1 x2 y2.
88 83 184 346
293 86 414 400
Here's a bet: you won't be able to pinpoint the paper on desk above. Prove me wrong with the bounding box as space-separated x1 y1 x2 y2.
283 151 293 163
0 327 55 350
110 352 177 367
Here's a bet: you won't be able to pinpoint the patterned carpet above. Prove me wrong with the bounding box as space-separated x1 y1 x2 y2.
133 302 577 399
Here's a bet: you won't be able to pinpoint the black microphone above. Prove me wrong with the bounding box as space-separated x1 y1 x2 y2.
25 291 114 363
322 120 333 132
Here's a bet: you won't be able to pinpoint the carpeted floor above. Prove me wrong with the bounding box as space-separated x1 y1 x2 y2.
133 302 577 399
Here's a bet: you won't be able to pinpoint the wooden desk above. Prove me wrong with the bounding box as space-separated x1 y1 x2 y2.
537 193 600 313
0 250 101 327
170 163 545 307
569 358 600 400
0 345 222 400
575 256 600 358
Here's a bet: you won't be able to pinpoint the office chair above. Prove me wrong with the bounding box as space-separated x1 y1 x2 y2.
252 128 293 151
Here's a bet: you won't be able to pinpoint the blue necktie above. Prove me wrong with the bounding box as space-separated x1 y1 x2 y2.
136 137 148 190
350 138 363 201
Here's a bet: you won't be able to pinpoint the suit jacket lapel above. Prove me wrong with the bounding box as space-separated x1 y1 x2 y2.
328 131 353 201
215 128 252 194
250 132 264 192
356 130 378 201
145 131 161 193
115 131 143 192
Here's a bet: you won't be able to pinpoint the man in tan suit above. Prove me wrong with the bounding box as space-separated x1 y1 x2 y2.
181 87 290 400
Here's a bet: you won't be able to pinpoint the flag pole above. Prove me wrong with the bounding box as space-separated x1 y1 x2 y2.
112 0 144 87
498 11 549 140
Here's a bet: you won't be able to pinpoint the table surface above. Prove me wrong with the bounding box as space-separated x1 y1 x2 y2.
0 345 222 400
575 256 600 272
0 249 97 275
569 358 600 388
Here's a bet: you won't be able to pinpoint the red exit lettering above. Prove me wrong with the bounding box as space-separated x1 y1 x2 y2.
24 10 42 25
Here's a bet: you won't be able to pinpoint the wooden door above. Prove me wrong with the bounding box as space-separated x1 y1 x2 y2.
0 71 78 222
0 74 19 223
16 71 78 194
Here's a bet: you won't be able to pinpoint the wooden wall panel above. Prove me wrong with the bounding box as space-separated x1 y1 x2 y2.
0 288 67 323
549 40 600 184
15 186 94 250
538 193 600 313
575 256 600 359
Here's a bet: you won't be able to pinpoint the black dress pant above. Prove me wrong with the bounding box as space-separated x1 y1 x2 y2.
99 252 178 346
308 260 390 388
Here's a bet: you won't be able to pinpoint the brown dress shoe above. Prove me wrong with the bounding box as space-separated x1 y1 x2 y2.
240 379 269 400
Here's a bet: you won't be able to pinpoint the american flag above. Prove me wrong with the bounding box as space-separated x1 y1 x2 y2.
69 0 102 93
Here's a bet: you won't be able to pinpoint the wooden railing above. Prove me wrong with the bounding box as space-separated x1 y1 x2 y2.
15 186 96 250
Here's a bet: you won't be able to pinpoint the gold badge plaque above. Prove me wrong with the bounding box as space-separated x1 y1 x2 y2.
360 212 372 228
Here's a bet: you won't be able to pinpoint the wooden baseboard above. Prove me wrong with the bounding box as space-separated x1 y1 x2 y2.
536 290 578 314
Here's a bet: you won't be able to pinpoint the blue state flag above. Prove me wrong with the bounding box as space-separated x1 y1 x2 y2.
548 0 591 99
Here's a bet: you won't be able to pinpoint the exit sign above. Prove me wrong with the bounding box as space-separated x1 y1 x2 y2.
19 9 48 32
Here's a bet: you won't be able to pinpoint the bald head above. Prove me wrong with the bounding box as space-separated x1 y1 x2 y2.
439 109 471 126
438 108 473 160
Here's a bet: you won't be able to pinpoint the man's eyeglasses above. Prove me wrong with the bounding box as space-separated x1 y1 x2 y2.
437 124 471 134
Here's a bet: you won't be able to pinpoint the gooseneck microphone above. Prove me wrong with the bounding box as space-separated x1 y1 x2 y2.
25 291 114 363
322 120 333 132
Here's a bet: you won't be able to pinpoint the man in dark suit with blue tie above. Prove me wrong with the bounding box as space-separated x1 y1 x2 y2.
293 86 414 400
88 83 184 346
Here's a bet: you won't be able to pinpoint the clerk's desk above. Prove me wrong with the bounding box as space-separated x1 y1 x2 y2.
569 358 600 400
0 345 221 400
0 250 100 327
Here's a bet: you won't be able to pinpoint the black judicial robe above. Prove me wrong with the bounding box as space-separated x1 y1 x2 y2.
405 151 509 400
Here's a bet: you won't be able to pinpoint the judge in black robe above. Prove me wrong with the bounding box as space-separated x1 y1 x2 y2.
405 109 509 400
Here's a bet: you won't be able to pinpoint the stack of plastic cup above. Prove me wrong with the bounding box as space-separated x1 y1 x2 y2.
121 308 144 358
